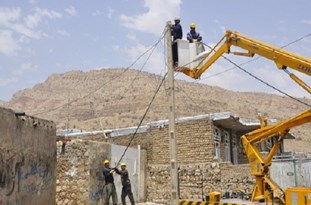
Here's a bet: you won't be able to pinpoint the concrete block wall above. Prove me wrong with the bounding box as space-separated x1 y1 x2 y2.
0 107 56 205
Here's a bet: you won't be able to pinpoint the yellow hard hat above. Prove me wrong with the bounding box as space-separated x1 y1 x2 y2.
190 23 196 29
120 162 126 167
103 160 110 164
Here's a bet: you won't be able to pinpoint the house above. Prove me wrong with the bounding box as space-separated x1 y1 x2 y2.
55 111 294 203
106 112 288 165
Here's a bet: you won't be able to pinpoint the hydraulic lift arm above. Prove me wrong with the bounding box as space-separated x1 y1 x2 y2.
177 30 311 94
176 30 311 204
241 109 311 204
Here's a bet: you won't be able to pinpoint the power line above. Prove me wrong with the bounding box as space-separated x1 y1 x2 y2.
32 31 166 116
200 33 311 107
222 53 310 107
200 32 311 81
117 72 168 164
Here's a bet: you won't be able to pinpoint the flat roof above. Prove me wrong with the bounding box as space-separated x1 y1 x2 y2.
57 112 276 138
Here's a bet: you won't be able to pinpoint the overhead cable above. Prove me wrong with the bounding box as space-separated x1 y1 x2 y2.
32 30 166 116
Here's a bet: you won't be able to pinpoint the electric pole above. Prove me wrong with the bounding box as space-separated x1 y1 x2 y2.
166 21 179 204
66 91 70 136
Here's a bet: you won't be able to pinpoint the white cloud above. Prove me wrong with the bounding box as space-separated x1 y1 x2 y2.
120 0 181 35
24 8 62 28
107 7 114 19
126 33 137 41
0 30 21 56
0 7 62 56
0 8 41 39
0 76 18 87
92 10 103 17
29 0 37 4
10 23 41 39
125 43 165 74
301 19 311 24
57 29 70 37
12 63 38 75
65 6 77 16
0 7 20 24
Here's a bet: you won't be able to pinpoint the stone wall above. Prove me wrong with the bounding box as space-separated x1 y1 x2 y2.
56 139 145 205
0 107 56 205
110 119 215 164
55 117 257 204
56 140 89 205
146 162 254 204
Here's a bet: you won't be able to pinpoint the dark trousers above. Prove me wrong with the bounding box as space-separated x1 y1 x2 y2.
121 184 135 205
172 42 178 65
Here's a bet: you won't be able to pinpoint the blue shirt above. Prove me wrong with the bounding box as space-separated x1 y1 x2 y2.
103 167 114 184
172 23 183 41
187 30 202 42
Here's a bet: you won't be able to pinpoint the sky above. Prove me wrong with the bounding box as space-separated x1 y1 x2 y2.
0 0 311 102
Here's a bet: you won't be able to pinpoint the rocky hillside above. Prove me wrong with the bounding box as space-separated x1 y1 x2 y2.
0 100 5 106
6 68 311 152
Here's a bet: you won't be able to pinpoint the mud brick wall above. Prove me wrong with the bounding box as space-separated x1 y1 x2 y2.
0 107 56 205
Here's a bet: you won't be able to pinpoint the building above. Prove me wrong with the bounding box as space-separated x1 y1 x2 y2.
56 112 294 203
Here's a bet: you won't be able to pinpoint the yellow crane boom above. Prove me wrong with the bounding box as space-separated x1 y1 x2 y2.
242 109 311 204
177 30 311 94
176 30 311 205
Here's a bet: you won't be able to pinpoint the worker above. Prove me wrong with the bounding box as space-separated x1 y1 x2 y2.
103 160 117 205
114 162 135 205
171 17 183 66
187 23 202 43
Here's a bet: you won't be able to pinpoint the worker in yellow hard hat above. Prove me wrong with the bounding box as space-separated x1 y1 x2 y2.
115 162 135 205
103 159 117 205
187 22 202 43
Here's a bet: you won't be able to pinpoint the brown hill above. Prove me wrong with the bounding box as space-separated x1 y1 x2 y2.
6 68 311 152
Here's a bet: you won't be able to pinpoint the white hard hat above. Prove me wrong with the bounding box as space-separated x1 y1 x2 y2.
174 17 180 21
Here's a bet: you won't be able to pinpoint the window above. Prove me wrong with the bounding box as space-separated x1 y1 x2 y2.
232 134 238 164
224 131 231 162
214 128 221 159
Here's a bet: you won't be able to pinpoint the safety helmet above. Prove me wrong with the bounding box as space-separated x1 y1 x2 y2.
174 17 180 21
190 23 196 29
120 162 126 167
103 160 110 164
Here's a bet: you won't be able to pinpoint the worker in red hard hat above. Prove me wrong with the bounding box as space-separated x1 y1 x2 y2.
115 162 135 205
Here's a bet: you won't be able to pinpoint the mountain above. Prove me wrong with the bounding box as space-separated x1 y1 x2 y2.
0 100 5 106
6 68 311 152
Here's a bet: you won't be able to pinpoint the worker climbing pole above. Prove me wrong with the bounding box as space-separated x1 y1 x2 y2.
166 20 179 205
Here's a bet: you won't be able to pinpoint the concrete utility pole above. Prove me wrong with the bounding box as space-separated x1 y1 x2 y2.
66 91 70 136
166 21 179 204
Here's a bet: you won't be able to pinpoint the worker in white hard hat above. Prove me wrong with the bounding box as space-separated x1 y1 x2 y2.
171 17 183 66
115 162 135 205
103 159 117 205
187 23 202 43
